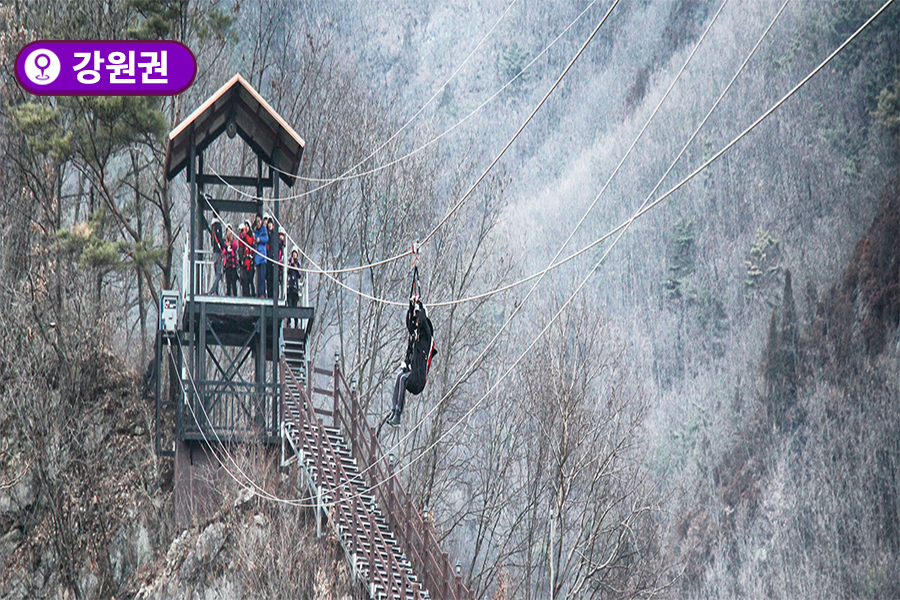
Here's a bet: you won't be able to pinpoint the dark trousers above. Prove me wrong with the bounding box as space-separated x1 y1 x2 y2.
286 290 300 327
241 266 253 297
225 268 238 296
267 261 276 298
256 262 267 298
391 370 411 417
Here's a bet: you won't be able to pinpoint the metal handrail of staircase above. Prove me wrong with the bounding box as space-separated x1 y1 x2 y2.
302 359 471 600
282 359 421 599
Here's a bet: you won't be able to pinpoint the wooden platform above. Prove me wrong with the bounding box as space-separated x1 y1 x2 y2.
182 294 314 347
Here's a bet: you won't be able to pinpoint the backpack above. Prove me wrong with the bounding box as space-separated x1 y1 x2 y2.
210 220 224 254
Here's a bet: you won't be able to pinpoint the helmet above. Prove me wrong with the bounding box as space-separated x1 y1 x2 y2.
291 245 299 255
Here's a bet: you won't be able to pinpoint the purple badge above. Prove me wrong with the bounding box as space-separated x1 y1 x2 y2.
15 40 196 96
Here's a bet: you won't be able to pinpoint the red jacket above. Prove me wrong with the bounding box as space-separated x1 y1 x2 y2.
240 231 255 270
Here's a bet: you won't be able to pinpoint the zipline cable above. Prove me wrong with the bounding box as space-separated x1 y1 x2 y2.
265 0 600 187
170 0 892 510
252 0 728 311
381 0 898 492
304 0 888 504
371 0 733 468
202 0 753 503
207 0 599 197
174 0 634 505
202 0 775 312
207 0 619 281
281 0 521 184
166 342 313 506
201 0 619 288
416 0 620 250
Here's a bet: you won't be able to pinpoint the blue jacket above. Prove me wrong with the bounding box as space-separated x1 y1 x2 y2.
254 225 268 265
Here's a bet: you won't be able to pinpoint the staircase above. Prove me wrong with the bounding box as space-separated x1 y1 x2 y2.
280 355 470 600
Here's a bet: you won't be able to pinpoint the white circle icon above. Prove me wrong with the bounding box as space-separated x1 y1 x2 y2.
24 49 61 85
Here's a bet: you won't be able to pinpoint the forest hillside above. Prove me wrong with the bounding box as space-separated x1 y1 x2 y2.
1 0 899 598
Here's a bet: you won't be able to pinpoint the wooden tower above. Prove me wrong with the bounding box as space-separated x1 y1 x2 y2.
156 74 314 525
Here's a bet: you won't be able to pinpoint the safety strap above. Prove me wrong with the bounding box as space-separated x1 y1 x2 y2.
410 265 419 299
409 242 420 301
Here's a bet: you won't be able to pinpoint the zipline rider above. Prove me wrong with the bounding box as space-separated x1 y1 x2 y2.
387 254 437 427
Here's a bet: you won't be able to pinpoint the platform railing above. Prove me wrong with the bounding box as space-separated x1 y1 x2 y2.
291 357 471 600
182 242 305 302
182 245 215 299
181 380 279 442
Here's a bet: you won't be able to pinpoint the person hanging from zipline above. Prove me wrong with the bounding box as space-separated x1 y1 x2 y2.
387 252 437 427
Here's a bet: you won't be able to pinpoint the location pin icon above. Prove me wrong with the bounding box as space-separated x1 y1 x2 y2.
34 53 51 80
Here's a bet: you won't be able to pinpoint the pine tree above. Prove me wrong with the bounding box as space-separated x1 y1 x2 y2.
762 270 802 432
779 269 799 405
763 309 780 428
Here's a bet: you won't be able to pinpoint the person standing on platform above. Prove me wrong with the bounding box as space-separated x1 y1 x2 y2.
224 225 239 297
286 246 302 327
239 220 255 297
265 216 278 299
254 214 268 298
208 217 224 295
287 246 301 308
275 228 287 299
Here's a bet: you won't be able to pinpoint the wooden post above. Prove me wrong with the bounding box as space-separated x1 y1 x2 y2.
350 492 358 561
401 496 410 558
198 301 206 430
370 430 377 485
350 383 358 460
423 529 431 595
386 533 396 598
443 552 450 599
333 357 340 429
257 304 266 434
187 144 195 398
367 506 375 592
387 460 394 526
279 363 285 467
271 152 280 439
279 362 285 420
417 514 425 590
316 486 323 539
315 419 324 538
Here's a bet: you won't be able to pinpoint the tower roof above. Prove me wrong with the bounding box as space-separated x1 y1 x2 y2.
164 73 305 186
